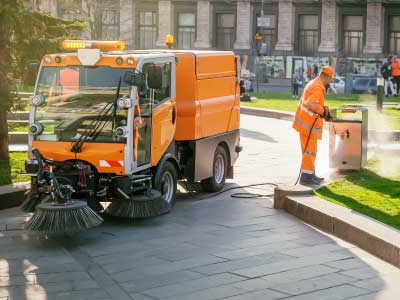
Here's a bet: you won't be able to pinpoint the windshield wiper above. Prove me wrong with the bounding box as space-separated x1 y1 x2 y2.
70 77 122 153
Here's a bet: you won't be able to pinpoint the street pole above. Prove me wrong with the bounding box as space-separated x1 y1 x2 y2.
377 76 384 112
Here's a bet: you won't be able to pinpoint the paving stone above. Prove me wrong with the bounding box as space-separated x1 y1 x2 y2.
260 264 339 287
232 251 354 278
191 253 293 275
164 284 247 300
323 258 367 271
221 288 288 300
211 240 303 260
130 293 158 300
340 267 382 280
113 255 226 282
120 270 204 292
279 242 355 258
280 284 370 300
141 273 246 299
272 272 358 295
35 271 92 284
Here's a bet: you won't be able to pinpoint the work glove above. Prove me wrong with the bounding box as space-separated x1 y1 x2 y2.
322 106 332 122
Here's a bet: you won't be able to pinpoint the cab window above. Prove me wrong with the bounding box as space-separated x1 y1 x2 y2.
142 62 171 105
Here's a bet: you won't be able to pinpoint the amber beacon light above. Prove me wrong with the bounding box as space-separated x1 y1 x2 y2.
61 40 126 51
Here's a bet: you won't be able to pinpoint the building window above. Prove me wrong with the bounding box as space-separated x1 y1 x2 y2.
298 15 319 56
59 0 81 20
177 13 196 49
101 8 119 40
343 15 364 57
139 11 157 49
256 14 276 55
389 16 400 54
216 13 235 50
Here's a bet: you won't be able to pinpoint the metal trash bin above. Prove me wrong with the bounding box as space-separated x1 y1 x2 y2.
329 106 368 170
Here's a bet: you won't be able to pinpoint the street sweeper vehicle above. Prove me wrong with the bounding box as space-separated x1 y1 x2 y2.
23 40 241 233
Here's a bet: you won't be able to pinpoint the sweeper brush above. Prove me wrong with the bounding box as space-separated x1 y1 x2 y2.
25 201 103 233
105 189 169 218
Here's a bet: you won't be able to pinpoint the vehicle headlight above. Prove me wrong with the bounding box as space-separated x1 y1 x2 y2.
115 126 128 138
117 96 131 109
29 95 45 106
29 123 44 135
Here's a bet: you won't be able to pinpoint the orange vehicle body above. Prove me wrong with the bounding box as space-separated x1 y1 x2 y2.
32 50 240 183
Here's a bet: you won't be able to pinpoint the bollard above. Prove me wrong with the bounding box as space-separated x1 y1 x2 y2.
377 76 384 112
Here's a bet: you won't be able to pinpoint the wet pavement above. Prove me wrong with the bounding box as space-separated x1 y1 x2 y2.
0 115 399 300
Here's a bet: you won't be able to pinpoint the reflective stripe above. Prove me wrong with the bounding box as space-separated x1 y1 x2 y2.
304 150 317 156
301 169 314 174
294 117 323 133
300 104 315 117
306 103 323 114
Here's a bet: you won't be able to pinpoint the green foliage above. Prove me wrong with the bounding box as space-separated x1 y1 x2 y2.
0 0 83 111
0 152 28 186
315 156 400 230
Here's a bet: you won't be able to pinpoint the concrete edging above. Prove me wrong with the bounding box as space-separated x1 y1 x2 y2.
274 186 400 268
0 181 30 209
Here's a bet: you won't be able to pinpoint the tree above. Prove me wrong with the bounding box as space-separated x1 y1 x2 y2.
0 0 83 160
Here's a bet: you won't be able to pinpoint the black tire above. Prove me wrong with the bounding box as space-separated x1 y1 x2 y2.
154 161 178 209
201 145 228 192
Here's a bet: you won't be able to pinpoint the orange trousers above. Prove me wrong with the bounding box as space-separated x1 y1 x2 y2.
299 134 317 174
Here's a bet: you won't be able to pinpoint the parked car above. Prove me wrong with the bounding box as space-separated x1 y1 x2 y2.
332 76 345 94
352 77 377 94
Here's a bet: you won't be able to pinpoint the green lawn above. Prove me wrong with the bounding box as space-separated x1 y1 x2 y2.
242 92 400 130
8 123 55 133
314 156 400 230
0 152 28 186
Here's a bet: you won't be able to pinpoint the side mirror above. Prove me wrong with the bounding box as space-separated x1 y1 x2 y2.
123 71 146 86
26 62 39 86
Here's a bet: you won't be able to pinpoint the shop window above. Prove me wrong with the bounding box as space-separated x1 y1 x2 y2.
101 8 119 40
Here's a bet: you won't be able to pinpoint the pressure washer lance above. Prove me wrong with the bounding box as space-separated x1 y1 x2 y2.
25 158 103 234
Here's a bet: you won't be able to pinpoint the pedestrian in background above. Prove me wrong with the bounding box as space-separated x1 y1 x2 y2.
313 64 319 78
306 65 312 81
292 69 302 98
381 56 395 97
391 55 400 96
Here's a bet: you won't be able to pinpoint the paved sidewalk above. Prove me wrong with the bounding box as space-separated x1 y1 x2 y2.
0 115 399 300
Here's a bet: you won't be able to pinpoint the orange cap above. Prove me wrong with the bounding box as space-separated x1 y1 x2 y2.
321 66 334 79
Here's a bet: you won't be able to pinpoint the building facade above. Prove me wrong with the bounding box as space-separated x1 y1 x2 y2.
38 0 400 78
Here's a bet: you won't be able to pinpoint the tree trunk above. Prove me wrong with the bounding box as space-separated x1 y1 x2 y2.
0 110 9 161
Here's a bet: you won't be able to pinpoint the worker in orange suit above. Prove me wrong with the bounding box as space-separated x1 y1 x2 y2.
292 66 334 185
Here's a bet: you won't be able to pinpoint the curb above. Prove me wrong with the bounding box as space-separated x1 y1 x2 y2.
274 187 400 268
0 181 30 210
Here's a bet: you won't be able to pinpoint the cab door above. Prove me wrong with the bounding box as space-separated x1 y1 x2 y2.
139 57 176 168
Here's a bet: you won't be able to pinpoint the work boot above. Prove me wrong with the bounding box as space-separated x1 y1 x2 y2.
313 172 324 182
299 173 320 186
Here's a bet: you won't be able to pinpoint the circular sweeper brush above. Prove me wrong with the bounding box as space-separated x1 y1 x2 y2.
106 189 170 218
25 201 103 233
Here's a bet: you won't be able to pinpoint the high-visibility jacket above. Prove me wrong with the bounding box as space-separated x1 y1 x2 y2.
392 59 400 77
292 77 325 140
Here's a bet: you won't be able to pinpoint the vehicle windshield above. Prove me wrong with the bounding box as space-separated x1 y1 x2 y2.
34 66 132 142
